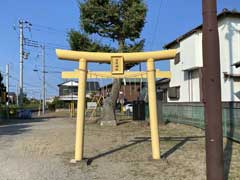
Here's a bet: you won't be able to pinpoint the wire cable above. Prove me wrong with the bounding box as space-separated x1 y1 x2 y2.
149 0 165 50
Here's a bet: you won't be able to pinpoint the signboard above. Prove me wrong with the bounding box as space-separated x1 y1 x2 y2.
111 56 124 75
87 102 97 110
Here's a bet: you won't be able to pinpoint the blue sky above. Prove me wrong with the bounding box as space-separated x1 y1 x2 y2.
0 0 239 98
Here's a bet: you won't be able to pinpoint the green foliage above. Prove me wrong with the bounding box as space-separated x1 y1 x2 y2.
23 94 30 105
50 97 67 109
8 105 18 117
68 30 115 52
47 103 56 112
0 73 6 104
80 0 147 43
0 105 6 118
0 73 4 89
68 0 147 54
122 39 145 52
22 103 39 110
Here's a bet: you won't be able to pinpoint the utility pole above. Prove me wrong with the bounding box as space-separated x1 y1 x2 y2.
202 1 224 180
25 38 46 115
42 45 46 114
19 20 24 107
6 64 9 118
16 83 19 106
18 20 32 107
6 64 9 104
6 64 9 95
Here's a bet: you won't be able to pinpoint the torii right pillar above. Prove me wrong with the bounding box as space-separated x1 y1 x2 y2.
147 58 160 159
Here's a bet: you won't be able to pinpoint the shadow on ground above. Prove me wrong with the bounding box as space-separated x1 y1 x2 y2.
0 124 31 136
0 117 47 126
85 136 205 165
0 116 49 136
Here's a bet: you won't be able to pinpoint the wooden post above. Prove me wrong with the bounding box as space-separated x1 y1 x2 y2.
74 58 87 161
147 58 160 159
202 0 224 179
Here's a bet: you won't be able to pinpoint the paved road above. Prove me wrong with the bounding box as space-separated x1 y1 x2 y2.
0 117 83 180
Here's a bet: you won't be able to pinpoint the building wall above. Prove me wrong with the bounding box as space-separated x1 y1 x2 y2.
186 69 201 102
120 84 141 102
58 81 100 101
100 83 141 102
156 79 170 102
219 17 240 102
168 17 240 102
59 86 78 96
181 32 203 71
168 43 193 102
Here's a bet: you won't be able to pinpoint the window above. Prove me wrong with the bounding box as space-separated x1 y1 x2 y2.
62 88 69 95
174 52 180 65
168 86 180 100
223 72 240 82
73 87 78 95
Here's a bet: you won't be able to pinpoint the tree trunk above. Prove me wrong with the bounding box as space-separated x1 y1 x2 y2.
101 79 122 124
101 39 124 125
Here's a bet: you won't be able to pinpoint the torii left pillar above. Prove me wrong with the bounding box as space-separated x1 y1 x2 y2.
74 58 87 162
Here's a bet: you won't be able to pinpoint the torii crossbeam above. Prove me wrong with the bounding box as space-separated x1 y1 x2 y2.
62 69 171 79
56 49 176 162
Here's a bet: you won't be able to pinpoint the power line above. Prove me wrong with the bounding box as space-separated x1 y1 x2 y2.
24 38 69 51
45 42 69 48
149 0 165 50
10 75 39 88
33 68 61 74
46 81 58 91
14 21 67 101
44 65 67 70
30 23 69 34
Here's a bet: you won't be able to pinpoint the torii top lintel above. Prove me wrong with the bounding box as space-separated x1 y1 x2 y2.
56 49 177 63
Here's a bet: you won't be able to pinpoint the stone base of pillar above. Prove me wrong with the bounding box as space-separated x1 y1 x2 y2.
70 159 88 168
100 120 117 126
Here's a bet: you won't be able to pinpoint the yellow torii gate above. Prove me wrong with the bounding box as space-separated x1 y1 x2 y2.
56 49 176 162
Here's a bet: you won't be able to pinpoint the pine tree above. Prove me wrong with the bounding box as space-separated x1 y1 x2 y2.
68 0 147 122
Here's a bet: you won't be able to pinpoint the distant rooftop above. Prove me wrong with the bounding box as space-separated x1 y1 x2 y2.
58 80 100 91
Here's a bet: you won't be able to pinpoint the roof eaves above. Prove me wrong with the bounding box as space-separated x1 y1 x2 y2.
163 10 240 49
57 80 78 87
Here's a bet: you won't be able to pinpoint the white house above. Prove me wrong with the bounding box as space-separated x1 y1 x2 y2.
57 80 100 101
164 9 240 102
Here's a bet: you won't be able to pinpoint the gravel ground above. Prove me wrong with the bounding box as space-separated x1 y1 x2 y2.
0 112 239 180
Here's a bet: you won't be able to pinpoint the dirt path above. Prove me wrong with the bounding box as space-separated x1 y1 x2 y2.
0 113 239 180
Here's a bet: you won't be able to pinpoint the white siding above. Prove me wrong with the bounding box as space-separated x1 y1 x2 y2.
190 70 200 102
168 44 189 102
168 16 240 102
219 17 240 101
181 33 203 70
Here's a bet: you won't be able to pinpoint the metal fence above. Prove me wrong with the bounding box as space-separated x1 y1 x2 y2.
161 102 240 142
